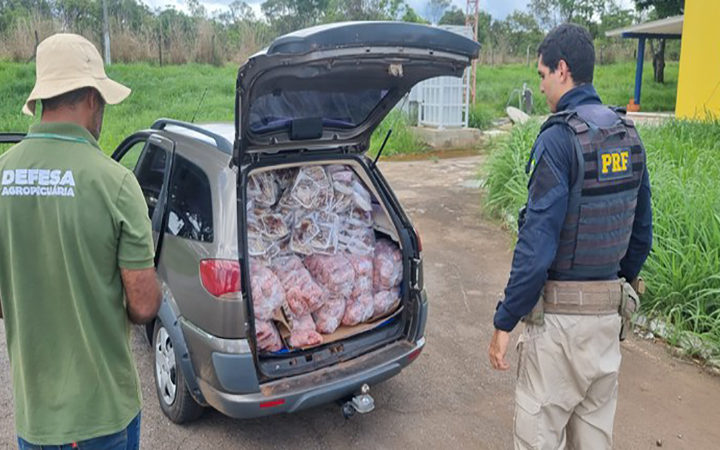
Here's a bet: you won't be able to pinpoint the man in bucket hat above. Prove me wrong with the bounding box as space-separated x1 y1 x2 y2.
0 33 161 448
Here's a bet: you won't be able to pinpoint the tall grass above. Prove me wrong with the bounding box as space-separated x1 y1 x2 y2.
484 120 720 361
475 62 679 118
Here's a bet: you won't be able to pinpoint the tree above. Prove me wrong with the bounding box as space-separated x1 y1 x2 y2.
425 0 450 25
261 0 330 35
439 6 465 25
634 0 684 83
529 0 607 33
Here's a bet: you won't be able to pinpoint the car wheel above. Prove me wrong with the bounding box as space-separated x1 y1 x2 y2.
153 320 204 423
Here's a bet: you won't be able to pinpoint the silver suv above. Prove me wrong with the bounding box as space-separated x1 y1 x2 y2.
111 22 479 423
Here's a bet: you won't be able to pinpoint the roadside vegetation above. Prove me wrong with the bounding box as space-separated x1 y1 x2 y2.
476 62 679 117
484 120 720 364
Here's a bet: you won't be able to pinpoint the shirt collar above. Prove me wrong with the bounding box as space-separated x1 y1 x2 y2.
556 84 603 112
28 122 101 150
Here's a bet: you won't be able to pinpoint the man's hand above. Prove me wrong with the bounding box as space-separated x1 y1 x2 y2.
489 329 511 371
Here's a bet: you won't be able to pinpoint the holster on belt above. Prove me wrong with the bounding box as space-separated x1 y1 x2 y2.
619 280 640 341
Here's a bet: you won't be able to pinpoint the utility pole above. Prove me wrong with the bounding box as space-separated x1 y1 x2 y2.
465 0 479 104
102 0 111 65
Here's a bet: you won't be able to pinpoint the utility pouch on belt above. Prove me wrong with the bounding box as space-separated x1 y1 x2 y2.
619 281 640 341
522 293 545 326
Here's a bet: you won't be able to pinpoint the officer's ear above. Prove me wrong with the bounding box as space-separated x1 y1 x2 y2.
557 59 574 85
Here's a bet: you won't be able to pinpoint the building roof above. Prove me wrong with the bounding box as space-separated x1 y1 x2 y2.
606 15 683 38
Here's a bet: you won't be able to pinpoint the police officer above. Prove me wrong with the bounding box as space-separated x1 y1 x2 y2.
487 24 652 449
0 34 161 447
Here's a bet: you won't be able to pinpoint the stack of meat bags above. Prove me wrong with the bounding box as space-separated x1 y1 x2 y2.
246 165 403 352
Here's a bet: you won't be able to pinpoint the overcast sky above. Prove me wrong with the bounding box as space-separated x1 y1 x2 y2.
141 0 635 22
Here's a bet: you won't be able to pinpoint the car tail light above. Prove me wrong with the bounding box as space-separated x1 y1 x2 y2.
200 259 242 297
408 346 423 361
260 399 285 408
414 228 423 252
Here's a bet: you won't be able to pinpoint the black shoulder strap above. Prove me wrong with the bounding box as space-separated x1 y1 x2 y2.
610 106 636 128
539 109 590 135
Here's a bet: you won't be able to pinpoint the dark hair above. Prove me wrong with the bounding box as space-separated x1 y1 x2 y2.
537 23 595 85
41 87 102 111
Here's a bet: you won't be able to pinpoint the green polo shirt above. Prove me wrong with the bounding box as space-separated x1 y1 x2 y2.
0 122 154 444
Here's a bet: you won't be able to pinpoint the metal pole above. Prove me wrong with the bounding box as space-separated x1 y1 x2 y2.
634 37 645 107
102 0 111 65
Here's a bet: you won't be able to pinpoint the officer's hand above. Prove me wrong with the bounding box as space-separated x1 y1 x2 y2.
488 329 511 371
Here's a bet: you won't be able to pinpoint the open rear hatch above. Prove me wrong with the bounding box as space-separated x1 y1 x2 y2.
234 22 479 380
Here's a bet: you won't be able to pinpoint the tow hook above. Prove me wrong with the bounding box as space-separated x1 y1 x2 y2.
341 384 375 419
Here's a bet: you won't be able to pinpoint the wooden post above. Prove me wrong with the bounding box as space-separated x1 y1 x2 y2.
158 29 163 66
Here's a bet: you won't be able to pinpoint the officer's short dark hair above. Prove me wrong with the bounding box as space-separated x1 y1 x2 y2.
41 87 102 111
537 23 594 85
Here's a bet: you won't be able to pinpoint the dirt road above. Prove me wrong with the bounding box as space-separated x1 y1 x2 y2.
1 155 719 449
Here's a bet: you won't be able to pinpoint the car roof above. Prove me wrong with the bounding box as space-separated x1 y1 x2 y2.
158 121 234 155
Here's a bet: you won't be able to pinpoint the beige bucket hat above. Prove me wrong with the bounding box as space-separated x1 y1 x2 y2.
23 33 131 116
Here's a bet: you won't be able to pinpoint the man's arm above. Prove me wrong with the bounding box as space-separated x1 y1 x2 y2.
121 268 161 324
619 167 652 281
489 128 573 370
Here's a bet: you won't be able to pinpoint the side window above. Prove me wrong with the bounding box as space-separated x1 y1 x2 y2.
166 155 213 242
118 140 146 172
134 144 168 219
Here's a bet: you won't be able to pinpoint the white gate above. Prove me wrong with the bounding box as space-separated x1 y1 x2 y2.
414 25 473 129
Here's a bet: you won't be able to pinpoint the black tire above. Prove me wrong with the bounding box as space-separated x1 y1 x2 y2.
153 320 204 423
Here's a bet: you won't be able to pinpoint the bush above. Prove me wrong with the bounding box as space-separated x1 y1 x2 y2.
368 111 428 158
484 119 720 360
468 103 495 130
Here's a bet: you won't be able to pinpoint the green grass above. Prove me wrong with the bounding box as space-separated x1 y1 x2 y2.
475 61 679 117
0 60 680 158
484 120 720 362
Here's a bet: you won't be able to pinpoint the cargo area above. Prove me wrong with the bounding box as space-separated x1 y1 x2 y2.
244 160 408 378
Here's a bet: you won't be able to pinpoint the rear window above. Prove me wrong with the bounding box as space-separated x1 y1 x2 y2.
166 155 213 243
249 89 389 133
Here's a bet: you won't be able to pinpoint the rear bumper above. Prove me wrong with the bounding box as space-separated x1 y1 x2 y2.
199 337 425 419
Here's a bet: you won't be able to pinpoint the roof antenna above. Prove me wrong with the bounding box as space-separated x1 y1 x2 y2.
191 88 208 123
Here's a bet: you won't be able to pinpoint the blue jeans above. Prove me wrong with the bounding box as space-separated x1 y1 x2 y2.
17 413 140 450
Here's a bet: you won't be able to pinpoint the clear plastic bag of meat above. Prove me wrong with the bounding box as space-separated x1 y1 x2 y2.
313 294 346 334
248 171 279 207
288 313 324 348
310 211 339 254
342 254 375 325
248 235 275 257
290 214 320 255
250 259 286 320
255 319 283 352
271 255 327 316
373 239 403 290
373 287 400 318
351 180 373 212
304 253 354 298
331 192 353 214
290 166 332 209
330 169 354 195
261 213 290 240
343 292 375 326
275 168 298 191
339 225 375 256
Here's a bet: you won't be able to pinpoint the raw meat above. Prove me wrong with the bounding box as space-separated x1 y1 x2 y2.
248 172 278 207
255 319 283 352
271 255 326 316
290 215 320 255
352 180 373 211
343 254 375 325
304 253 354 298
288 313 324 348
373 239 402 290
249 260 286 320
339 225 375 256
261 213 290 240
290 166 332 209
373 287 400 318
343 292 375 326
314 294 346 334
310 211 339 254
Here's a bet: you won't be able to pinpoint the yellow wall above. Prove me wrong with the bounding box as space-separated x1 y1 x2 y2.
676 0 720 119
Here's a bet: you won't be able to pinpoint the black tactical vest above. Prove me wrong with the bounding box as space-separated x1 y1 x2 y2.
539 104 646 280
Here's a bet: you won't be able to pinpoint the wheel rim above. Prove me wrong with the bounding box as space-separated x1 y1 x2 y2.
155 326 177 406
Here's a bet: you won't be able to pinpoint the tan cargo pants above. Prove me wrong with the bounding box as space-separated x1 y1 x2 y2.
513 313 622 450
